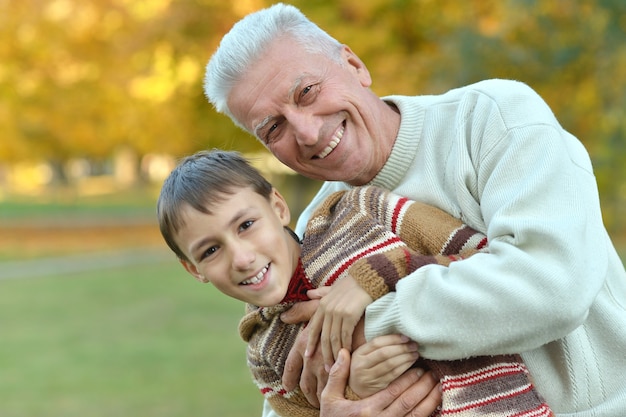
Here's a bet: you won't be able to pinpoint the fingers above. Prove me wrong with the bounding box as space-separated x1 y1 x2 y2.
320 349 351 411
280 299 319 324
383 370 440 417
349 335 419 398
321 313 334 370
307 285 332 299
300 359 321 408
318 350 441 417
305 309 323 360
282 327 308 391
299 324 328 408
361 337 419 377
366 350 419 385
405 379 442 417
340 319 354 360
300 344 329 408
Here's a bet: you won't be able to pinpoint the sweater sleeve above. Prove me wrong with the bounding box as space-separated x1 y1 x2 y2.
346 188 487 300
365 82 610 360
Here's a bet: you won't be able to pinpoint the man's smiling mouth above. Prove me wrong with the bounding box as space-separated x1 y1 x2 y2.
315 123 344 159
240 264 269 285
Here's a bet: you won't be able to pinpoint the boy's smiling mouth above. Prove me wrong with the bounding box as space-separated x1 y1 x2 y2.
240 264 269 285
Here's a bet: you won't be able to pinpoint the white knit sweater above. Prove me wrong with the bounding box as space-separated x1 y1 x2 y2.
291 79 626 416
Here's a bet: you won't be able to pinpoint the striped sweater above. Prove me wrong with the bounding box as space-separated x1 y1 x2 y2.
239 186 553 417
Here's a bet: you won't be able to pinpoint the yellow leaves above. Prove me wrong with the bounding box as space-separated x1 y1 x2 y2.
130 44 201 103
44 1 100 38
118 0 172 21
44 0 74 21
232 0 266 18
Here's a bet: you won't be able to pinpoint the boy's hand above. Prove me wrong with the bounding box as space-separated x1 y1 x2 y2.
306 275 373 370
279 287 330 324
349 334 420 398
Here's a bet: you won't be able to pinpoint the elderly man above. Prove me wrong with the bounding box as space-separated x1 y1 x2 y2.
204 3 626 417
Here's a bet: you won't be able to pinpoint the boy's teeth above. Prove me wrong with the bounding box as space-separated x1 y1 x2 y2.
317 125 344 159
241 266 268 285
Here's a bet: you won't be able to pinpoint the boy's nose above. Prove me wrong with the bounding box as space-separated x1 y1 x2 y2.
231 245 256 271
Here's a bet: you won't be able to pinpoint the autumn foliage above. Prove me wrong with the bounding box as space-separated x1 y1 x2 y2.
1 0 624 232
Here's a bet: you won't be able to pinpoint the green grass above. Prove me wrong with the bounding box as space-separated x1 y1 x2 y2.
0 187 158 221
0 261 262 417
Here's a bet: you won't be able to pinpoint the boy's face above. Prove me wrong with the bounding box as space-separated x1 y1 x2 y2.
175 187 300 307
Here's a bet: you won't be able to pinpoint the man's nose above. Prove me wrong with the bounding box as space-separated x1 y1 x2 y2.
287 111 319 146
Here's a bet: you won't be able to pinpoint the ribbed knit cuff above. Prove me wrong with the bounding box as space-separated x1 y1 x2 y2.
364 292 403 342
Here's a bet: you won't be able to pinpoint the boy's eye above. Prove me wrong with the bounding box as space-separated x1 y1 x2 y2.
200 245 218 261
239 220 254 231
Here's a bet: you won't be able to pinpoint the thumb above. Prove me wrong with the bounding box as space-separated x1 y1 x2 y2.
322 348 350 400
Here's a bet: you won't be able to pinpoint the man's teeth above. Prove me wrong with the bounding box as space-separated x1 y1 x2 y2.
317 126 344 159
241 266 268 285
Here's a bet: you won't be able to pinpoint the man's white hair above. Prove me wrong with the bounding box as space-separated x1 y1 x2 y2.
204 3 342 133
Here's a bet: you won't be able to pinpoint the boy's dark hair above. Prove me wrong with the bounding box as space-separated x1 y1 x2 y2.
157 150 273 262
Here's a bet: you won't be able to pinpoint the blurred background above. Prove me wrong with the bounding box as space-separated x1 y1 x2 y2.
1 1 624 416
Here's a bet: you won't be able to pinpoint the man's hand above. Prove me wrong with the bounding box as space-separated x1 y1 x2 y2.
280 294 327 407
321 349 442 417
281 324 327 407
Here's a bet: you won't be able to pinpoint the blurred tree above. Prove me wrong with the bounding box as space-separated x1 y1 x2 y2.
0 0 624 230
0 0 265 166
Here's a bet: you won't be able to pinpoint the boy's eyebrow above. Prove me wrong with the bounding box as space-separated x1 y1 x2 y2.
252 75 304 138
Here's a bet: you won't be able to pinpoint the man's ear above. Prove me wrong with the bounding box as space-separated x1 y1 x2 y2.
270 188 291 226
179 258 209 283
341 45 372 88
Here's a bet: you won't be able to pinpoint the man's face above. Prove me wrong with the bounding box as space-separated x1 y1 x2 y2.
228 36 394 185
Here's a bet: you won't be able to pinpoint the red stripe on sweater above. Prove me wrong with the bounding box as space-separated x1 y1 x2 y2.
391 197 409 234
260 387 288 396
442 363 527 389
508 404 553 417
327 236 403 286
477 236 488 250
440 384 535 414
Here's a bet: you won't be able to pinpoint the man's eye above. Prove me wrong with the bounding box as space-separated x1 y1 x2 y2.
264 119 284 144
298 84 318 105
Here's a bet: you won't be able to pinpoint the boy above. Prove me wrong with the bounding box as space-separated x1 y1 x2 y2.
157 150 553 417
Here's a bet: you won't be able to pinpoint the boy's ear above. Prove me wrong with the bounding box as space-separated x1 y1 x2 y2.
270 188 291 226
179 258 209 283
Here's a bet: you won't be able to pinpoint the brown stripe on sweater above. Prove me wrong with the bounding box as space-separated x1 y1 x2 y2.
442 224 482 255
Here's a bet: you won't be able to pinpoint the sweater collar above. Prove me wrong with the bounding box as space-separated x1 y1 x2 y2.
280 258 314 304
368 96 424 190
